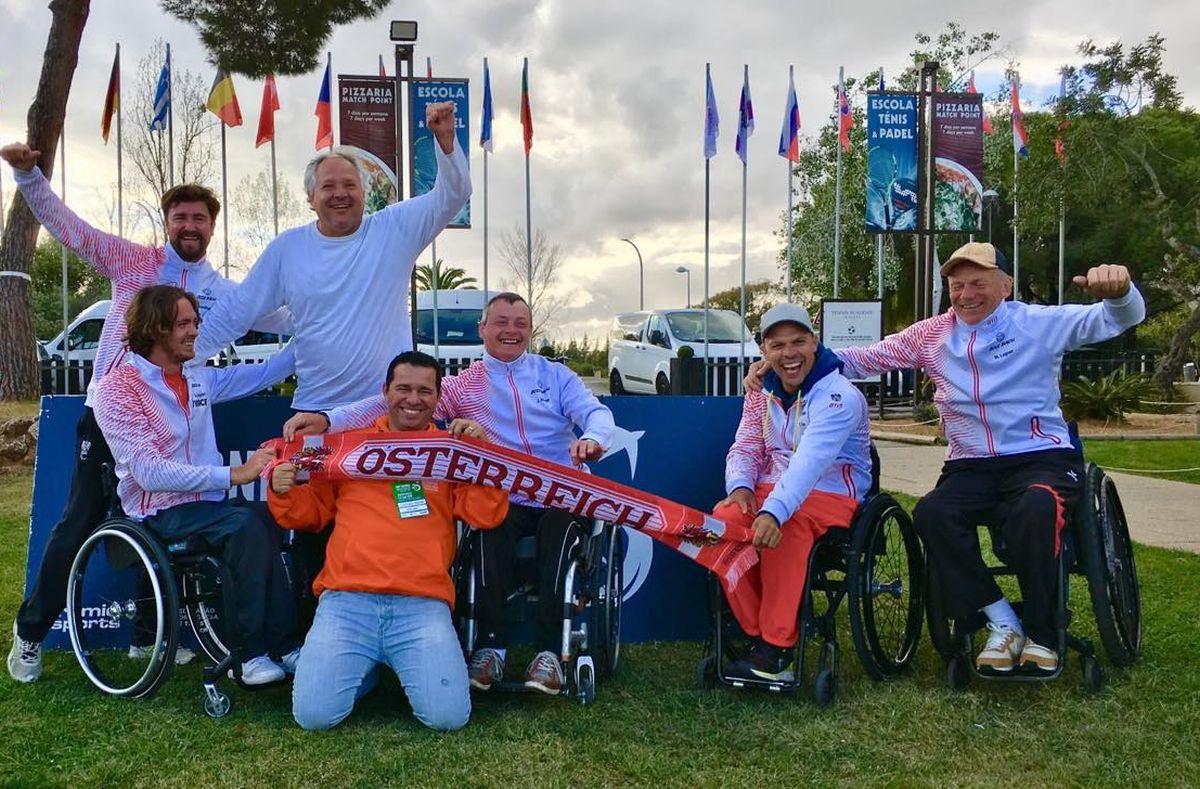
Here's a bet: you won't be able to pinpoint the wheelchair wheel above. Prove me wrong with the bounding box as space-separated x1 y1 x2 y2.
847 494 925 680
67 519 180 699
1077 464 1142 667
180 557 233 665
590 525 625 678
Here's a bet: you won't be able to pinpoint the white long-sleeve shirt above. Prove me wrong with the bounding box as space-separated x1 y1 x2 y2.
837 287 1146 460
94 347 296 520
192 140 471 411
12 165 292 408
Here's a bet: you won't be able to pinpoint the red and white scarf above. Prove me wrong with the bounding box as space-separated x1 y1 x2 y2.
268 430 758 591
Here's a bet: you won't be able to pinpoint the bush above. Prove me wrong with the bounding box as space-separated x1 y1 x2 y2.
676 345 695 359
1060 371 1157 422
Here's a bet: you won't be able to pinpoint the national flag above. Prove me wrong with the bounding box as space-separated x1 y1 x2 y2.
480 58 494 152
521 58 533 155
426 57 433 79
149 52 171 132
206 68 242 127
879 68 885 91
314 60 333 149
778 71 800 163
101 48 120 144
1055 72 1069 165
837 77 852 153
255 74 279 148
1011 74 1028 158
734 66 754 164
704 66 719 159
968 71 994 135
378 55 387 80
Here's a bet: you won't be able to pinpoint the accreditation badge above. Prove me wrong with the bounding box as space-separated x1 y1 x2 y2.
392 481 430 519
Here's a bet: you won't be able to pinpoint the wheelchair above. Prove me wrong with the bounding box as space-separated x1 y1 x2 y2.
694 446 926 706
925 462 1141 693
65 465 298 718
454 517 626 705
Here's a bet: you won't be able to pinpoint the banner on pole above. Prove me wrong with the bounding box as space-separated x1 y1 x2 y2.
410 78 471 228
338 76 399 214
865 91 918 232
932 93 985 232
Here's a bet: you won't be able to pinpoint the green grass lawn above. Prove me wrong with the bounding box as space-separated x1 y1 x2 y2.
2 469 1199 786
1084 439 1200 485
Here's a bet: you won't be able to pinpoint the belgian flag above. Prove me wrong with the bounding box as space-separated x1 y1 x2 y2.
206 68 242 127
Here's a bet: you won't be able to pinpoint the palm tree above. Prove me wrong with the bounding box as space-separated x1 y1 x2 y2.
414 261 478 291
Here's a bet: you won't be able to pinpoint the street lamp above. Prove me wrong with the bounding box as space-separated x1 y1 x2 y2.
620 237 644 310
675 265 691 308
983 188 999 244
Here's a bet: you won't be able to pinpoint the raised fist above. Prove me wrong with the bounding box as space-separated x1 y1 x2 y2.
425 101 457 154
0 143 40 172
1072 264 1131 300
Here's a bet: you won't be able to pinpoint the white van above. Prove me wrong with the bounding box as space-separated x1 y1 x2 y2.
414 289 492 374
607 309 759 394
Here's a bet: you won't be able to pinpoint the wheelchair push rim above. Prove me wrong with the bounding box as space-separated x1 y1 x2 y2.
67 520 180 698
180 558 234 666
589 524 625 678
1079 464 1142 666
848 494 925 679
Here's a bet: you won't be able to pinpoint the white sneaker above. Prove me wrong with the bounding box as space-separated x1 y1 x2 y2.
128 644 196 666
7 621 42 683
279 647 302 675
976 623 1025 672
1019 638 1058 672
240 654 286 686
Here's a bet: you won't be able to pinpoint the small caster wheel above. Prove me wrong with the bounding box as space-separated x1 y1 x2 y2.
1082 654 1106 693
203 691 231 719
813 669 837 707
576 662 596 706
694 655 718 690
946 655 971 691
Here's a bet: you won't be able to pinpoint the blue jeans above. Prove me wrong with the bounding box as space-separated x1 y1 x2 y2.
292 590 470 732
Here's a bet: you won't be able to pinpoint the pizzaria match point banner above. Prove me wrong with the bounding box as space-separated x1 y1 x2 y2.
338 76 399 214
932 93 985 232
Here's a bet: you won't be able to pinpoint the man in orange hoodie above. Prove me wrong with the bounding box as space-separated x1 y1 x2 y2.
268 351 507 732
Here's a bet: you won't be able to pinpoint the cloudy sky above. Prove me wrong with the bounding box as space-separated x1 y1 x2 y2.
1 0 1197 341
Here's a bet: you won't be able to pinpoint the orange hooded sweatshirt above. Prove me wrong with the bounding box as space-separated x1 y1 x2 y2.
268 419 509 607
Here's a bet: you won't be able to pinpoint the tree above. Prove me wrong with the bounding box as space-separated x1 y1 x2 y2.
702 280 779 333
30 238 109 340
0 0 89 400
124 39 217 245
414 263 478 291
228 167 309 272
498 226 572 340
161 0 390 76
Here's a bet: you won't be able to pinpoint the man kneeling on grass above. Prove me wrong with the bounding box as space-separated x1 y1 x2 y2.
268 351 508 732
714 304 872 681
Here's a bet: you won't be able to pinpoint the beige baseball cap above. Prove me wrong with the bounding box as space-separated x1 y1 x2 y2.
940 241 1012 277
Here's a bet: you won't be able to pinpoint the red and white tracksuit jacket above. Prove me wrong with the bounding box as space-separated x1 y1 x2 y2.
725 368 872 526
836 288 1146 460
94 349 295 520
12 165 292 408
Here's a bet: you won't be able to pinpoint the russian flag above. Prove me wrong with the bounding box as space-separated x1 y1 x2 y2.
778 70 800 163
1011 74 1028 158
480 57 494 152
314 60 333 150
837 77 852 153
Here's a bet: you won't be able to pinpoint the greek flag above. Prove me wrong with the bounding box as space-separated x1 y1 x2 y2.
149 56 170 132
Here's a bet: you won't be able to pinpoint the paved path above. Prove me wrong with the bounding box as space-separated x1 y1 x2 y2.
876 440 1200 554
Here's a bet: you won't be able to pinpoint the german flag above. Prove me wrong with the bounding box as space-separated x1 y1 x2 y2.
206 68 242 127
101 48 120 144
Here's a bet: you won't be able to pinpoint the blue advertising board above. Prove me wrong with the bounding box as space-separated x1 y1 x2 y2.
27 395 744 649
866 91 919 232
410 78 471 228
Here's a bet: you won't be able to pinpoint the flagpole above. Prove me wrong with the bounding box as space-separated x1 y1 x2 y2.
1057 69 1067 305
116 43 124 238
270 136 279 236
703 62 712 397
483 56 490 298
1012 70 1020 301
524 57 533 311
876 66 884 300
425 56 440 361
60 131 69 375
220 122 229 277
739 64 749 396
328 52 334 147
166 43 174 186
834 66 844 298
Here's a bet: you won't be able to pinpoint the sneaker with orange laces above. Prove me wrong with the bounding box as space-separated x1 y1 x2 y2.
975 623 1025 672
524 650 564 695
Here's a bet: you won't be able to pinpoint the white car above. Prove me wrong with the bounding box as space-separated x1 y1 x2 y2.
607 309 759 395
415 289 493 374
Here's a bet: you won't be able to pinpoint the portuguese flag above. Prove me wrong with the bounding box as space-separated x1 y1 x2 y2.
521 57 533 155
101 48 120 144
206 68 243 127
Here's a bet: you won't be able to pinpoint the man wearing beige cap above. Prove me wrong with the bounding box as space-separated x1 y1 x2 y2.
747 242 1144 673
